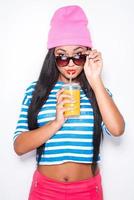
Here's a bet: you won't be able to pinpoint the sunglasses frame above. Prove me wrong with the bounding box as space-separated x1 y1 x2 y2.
55 54 88 67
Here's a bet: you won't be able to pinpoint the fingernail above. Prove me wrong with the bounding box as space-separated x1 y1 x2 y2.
71 100 76 103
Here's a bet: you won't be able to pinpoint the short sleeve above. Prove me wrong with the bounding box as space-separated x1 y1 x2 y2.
101 88 113 136
13 81 36 142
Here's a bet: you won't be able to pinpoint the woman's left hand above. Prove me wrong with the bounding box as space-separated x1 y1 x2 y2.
84 49 103 88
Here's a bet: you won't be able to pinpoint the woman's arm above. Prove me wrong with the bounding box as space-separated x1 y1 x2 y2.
84 49 125 136
91 78 125 136
14 120 61 156
14 88 72 155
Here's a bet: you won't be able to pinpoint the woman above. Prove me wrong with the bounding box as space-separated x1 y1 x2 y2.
13 5 125 200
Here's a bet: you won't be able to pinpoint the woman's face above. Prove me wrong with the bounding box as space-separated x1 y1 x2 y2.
54 45 88 83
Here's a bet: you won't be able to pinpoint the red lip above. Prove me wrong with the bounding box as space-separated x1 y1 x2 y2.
66 70 76 75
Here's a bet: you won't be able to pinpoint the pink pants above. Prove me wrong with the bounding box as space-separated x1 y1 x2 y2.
28 169 103 200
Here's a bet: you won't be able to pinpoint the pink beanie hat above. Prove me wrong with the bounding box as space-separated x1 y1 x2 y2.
47 5 93 49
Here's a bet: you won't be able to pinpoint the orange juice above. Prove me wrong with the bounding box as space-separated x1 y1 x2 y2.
62 83 80 117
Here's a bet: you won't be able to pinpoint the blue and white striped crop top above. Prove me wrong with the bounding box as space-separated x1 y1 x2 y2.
14 81 112 165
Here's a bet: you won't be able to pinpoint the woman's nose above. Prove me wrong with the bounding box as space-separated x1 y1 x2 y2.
68 58 75 67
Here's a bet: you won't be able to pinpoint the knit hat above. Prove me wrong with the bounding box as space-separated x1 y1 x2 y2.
47 5 93 49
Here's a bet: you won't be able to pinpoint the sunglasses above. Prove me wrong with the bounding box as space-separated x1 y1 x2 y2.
55 54 87 67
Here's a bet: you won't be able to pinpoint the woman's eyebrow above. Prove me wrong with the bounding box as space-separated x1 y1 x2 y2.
74 47 85 51
55 47 86 55
56 47 85 52
55 49 66 53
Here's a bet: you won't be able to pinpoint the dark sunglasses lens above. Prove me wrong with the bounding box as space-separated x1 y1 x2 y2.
73 55 87 66
55 57 69 67
56 55 87 67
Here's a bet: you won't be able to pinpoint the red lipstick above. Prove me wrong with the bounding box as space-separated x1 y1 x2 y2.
66 70 76 75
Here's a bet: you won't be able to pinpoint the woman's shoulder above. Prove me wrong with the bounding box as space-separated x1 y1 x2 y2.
25 81 37 95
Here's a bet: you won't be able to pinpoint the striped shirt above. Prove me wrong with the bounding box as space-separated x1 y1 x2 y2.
14 81 112 165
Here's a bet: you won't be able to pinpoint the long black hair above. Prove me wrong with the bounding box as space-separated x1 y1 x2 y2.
28 48 102 175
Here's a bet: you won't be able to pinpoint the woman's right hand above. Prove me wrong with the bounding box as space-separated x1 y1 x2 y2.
54 88 73 127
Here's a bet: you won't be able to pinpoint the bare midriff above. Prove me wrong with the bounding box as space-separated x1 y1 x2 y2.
37 162 98 182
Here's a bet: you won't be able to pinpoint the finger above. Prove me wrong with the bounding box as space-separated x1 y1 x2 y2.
56 88 64 100
85 54 91 64
63 107 75 112
92 57 102 63
90 50 100 56
56 106 74 118
57 99 75 109
56 101 63 109
86 54 94 64
57 93 72 104
93 59 101 63
89 53 101 60
89 49 101 56
91 49 98 53
92 55 101 60
89 51 97 59
85 50 95 58
89 49 97 57
85 49 92 56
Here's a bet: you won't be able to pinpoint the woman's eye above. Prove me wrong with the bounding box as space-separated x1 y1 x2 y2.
77 52 82 55
59 54 67 60
74 53 82 59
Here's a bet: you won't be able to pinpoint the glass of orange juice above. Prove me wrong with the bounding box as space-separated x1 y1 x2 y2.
62 83 80 117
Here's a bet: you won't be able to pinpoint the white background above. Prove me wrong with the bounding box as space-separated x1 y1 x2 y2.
0 0 134 199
